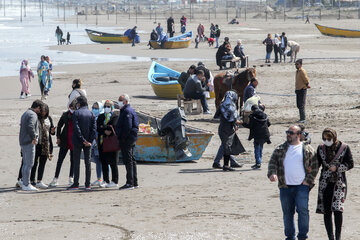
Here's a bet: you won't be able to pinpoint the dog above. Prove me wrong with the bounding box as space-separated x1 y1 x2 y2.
60 38 66 45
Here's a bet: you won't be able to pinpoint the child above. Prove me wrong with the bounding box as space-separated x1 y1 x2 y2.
66 32 71 45
246 104 271 169
195 35 199 48
207 37 215 47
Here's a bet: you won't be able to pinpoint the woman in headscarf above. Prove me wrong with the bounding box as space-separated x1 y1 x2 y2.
97 100 119 188
316 128 354 240
262 33 273 63
30 103 55 189
37 55 49 100
44 56 53 97
19 60 34 99
214 90 245 171
91 101 104 187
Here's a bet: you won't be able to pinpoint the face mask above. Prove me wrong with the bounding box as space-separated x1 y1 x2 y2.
323 139 333 147
104 107 111 113
69 109 74 114
92 109 99 117
118 101 124 108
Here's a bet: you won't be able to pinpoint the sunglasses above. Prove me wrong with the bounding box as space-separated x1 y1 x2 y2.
92 107 99 110
286 130 298 135
104 106 111 108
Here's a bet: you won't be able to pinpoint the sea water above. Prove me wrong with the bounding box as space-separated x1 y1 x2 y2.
0 4 149 77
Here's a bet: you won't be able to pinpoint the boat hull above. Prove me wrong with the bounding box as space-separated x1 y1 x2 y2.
85 29 132 43
315 23 360 38
150 82 183 99
149 39 192 49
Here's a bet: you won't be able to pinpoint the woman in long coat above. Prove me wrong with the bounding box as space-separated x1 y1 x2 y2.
316 128 353 240
214 90 245 171
19 60 34 99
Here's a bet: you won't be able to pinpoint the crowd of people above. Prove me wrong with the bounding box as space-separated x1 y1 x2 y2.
263 32 300 63
17 79 139 191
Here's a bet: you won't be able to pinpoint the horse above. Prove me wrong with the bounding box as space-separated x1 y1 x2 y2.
214 68 257 110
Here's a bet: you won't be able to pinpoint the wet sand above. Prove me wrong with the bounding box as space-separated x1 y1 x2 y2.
0 13 360 239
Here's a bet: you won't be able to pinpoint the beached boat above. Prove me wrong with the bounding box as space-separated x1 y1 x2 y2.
128 112 214 163
148 61 182 99
149 31 192 49
314 23 360 38
85 29 132 43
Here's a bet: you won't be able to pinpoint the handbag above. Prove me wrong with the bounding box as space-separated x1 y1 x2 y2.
102 125 121 152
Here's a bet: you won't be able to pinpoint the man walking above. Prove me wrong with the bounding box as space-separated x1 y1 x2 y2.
267 125 318 240
295 59 310 123
68 96 96 190
19 100 43 191
116 94 139 190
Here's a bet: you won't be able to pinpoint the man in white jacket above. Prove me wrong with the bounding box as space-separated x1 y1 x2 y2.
67 79 87 109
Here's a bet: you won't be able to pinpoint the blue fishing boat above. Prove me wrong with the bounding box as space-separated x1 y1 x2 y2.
120 111 213 163
148 61 182 99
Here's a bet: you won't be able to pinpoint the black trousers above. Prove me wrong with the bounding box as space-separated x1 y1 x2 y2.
54 147 74 178
72 145 91 187
280 47 286 62
121 143 138 186
30 144 47 182
99 150 119 184
274 46 279 63
324 182 343 240
296 89 307 121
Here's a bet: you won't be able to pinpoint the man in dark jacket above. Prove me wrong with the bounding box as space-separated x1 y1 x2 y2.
246 105 271 169
130 26 137 47
167 16 174 36
183 70 211 114
115 94 139 190
234 39 246 68
178 65 196 91
280 32 288 62
69 96 96 190
243 78 258 104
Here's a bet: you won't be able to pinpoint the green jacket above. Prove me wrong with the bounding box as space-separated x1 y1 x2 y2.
267 141 319 189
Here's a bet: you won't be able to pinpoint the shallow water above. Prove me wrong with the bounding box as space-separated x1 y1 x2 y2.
0 5 178 77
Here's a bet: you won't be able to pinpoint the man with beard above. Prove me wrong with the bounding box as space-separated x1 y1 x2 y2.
267 125 318 240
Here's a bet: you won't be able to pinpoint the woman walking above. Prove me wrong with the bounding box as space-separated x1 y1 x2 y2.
214 91 245 171
262 33 273 63
97 100 119 188
37 55 49 100
19 60 34 99
316 128 354 240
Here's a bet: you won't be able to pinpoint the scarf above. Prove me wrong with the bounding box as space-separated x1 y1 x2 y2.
40 118 49 157
220 90 239 122
323 127 339 162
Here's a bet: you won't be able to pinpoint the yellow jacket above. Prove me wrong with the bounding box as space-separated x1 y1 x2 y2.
295 67 309 90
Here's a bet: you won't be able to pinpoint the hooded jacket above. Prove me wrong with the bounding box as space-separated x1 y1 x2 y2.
247 108 271 144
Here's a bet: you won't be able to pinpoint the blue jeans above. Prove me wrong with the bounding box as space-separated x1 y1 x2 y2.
266 52 271 60
253 141 263 165
91 147 102 179
280 185 310 240
215 37 219 48
185 92 209 112
213 145 237 165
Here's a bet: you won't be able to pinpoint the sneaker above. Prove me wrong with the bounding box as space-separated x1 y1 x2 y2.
68 177 74 185
20 95 25 99
203 110 212 115
49 178 58 187
91 179 102 187
67 184 79 190
119 184 134 190
297 120 306 124
134 184 139 189
212 162 222 169
99 181 107 188
27 94 31 97
223 166 236 171
105 181 119 188
36 181 48 189
85 185 91 191
230 161 244 168
22 184 38 191
251 164 261 170
16 180 23 188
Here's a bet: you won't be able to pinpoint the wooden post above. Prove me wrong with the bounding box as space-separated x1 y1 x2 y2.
214 0 216 19
116 4 118 24
76 7 78 27
63 0 65 22
20 0 22 22
128 1 130 19
136 3 137 24
283 0 286 21
24 0 26 17
96 4 98 25
107 0 109 20
319 8 321 20
302 0 304 20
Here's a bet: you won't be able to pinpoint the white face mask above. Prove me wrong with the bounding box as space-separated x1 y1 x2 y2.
104 107 111 113
69 109 74 114
118 101 124 108
323 139 333 147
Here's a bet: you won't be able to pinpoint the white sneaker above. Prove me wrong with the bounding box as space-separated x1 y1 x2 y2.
27 94 31 97
22 184 38 191
20 95 25 99
49 178 58 187
36 181 48 189
105 181 119 188
91 179 102 187
68 177 74 185
15 180 23 188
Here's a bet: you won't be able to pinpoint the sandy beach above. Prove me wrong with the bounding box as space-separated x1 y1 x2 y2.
1 12 360 239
